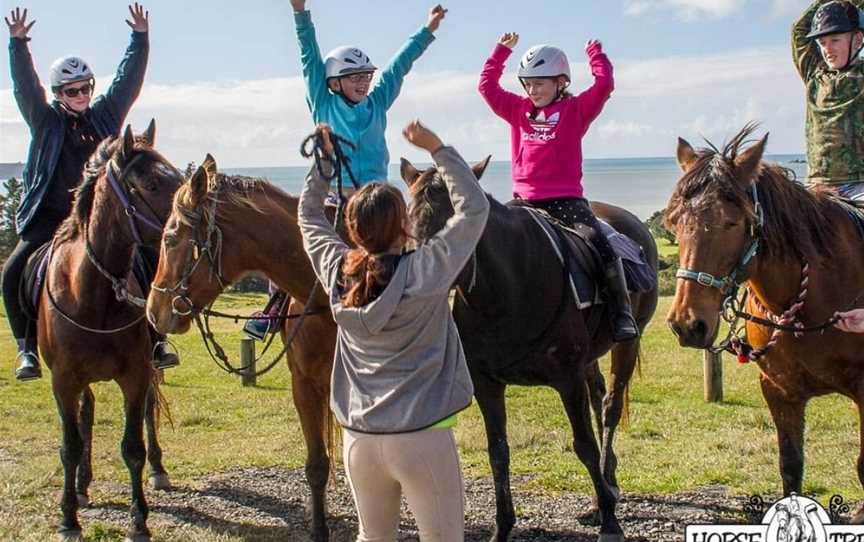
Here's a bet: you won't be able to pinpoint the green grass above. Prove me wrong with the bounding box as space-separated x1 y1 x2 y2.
0 289 861 540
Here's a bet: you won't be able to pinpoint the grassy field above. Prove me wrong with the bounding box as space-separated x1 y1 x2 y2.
0 290 860 541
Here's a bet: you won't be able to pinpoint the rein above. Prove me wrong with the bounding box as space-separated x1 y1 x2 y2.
152 130 357 378
45 153 167 334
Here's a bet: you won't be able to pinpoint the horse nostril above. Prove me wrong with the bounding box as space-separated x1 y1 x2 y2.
667 321 681 338
693 319 708 340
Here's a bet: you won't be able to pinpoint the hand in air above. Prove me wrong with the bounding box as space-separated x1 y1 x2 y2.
585 39 603 56
498 32 519 49
290 0 306 13
5 7 35 41
426 5 447 32
403 120 443 153
126 3 149 32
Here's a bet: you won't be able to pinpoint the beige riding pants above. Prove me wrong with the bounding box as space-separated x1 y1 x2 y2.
342 427 465 542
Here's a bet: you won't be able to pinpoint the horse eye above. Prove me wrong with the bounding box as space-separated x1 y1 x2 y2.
723 221 739 230
164 233 177 248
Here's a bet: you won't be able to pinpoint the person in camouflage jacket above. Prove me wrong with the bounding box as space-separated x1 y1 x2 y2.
794 0 864 197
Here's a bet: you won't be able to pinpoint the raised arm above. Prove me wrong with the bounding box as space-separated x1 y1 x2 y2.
101 4 149 125
792 1 832 80
403 121 490 297
293 1 330 114
298 127 350 294
574 39 614 130
477 34 525 124
6 7 49 129
368 5 442 110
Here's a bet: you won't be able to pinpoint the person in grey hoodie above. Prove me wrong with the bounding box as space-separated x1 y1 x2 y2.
298 121 489 542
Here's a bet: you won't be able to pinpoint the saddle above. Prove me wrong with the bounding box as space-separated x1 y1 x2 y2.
20 242 154 322
508 203 656 309
834 196 864 239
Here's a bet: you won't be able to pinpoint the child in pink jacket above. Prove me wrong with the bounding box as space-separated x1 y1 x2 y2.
478 32 637 342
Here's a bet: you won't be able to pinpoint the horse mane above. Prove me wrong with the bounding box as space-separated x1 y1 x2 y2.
174 173 282 226
665 124 838 262
55 136 121 244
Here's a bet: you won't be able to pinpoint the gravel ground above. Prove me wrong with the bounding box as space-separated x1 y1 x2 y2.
73 466 787 541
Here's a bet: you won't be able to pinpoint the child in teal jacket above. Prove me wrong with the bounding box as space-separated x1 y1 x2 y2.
245 2 447 339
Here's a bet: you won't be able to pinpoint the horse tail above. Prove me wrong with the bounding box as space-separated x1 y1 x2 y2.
151 369 174 431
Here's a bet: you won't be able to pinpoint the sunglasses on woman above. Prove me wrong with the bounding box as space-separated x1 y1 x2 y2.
62 83 94 98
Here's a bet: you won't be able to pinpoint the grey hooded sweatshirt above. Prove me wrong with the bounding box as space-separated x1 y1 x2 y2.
298 146 490 434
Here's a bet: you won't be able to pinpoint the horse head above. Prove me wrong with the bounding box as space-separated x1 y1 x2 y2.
147 154 224 334
400 155 491 243
664 125 768 348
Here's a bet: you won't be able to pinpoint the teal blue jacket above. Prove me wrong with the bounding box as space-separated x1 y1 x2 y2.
294 10 434 184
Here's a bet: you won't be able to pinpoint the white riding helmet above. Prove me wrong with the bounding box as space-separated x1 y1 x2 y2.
518 45 571 81
324 46 377 79
49 56 94 88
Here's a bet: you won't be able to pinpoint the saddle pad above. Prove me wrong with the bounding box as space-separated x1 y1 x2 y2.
517 207 656 309
20 242 52 320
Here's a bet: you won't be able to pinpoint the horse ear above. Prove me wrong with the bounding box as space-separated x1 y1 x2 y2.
141 118 156 147
201 153 218 179
472 155 492 182
400 158 421 187
187 157 212 208
676 137 697 172
121 124 135 160
734 132 768 185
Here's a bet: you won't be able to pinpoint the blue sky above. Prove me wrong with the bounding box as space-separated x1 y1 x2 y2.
1 0 815 166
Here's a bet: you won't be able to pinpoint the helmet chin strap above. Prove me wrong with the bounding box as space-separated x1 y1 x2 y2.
840 31 863 70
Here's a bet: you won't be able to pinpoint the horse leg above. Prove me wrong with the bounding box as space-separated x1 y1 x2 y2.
558 370 623 542
54 381 85 540
144 383 170 490
473 372 515 542
75 387 95 508
290 355 330 542
118 369 152 542
851 395 864 524
760 375 806 495
585 359 606 439
600 339 639 494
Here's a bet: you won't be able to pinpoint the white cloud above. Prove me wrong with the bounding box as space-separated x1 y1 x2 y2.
0 45 808 167
624 0 745 19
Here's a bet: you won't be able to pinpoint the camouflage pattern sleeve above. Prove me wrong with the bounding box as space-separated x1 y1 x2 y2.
792 0 830 81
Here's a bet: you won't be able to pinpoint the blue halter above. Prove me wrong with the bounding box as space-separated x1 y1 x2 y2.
675 182 764 297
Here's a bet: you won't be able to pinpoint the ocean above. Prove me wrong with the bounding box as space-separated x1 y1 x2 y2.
223 154 808 220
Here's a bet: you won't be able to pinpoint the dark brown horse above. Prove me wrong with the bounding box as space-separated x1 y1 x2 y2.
666 125 864 523
145 156 336 542
401 157 659 542
42 122 182 541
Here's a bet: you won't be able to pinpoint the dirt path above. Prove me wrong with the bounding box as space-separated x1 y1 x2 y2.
72 466 775 541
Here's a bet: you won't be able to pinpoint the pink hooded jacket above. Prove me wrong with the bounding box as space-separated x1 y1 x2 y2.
478 42 614 200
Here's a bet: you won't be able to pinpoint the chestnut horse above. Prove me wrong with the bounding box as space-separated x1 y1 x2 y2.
401 157 659 542
666 125 864 523
146 156 335 542
42 122 182 541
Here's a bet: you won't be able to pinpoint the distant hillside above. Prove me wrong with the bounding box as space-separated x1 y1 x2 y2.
0 163 24 180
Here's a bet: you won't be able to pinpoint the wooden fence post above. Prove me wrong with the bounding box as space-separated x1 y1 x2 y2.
703 350 723 403
241 338 256 387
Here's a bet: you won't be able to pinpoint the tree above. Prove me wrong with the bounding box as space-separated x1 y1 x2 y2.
645 209 676 246
0 177 22 264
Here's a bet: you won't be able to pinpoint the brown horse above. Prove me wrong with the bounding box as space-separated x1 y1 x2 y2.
666 125 864 523
145 156 336 542
42 122 182 541
401 157 659 542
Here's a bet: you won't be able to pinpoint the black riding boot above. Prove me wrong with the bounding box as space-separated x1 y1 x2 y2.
605 257 639 342
152 337 179 370
15 350 41 381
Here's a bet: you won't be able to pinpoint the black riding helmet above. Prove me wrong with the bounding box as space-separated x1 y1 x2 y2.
806 0 860 39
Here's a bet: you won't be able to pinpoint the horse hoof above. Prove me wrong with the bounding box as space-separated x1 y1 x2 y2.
76 493 89 507
149 473 171 490
577 507 602 527
57 529 83 541
598 534 625 542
